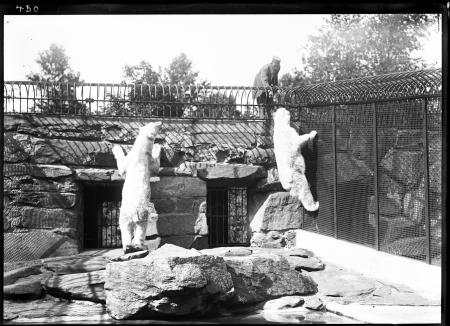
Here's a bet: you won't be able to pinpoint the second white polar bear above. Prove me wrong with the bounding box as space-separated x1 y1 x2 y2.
273 107 319 211
112 121 162 254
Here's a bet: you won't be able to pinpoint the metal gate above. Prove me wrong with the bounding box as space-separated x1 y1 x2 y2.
83 184 122 249
207 187 250 247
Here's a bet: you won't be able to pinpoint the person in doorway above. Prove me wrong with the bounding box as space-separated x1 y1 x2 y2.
253 56 281 118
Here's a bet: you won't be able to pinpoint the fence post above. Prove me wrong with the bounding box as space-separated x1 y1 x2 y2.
422 98 431 264
332 105 338 239
372 102 380 251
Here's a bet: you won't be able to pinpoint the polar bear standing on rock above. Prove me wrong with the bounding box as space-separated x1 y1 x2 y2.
112 121 162 254
273 107 319 212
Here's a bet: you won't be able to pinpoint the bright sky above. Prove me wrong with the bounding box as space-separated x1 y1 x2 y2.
4 14 442 86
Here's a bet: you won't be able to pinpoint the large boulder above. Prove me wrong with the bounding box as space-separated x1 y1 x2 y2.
250 192 303 233
104 244 234 319
224 252 318 305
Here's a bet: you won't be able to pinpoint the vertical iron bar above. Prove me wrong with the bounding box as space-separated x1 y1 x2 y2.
332 105 338 238
97 203 102 248
66 82 70 114
18 83 22 113
207 191 210 247
216 189 220 246
222 189 226 245
372 103 380 251
423 98 431 264
109 201 112 247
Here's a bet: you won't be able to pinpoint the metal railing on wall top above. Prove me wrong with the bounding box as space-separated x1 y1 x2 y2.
3 68 441 118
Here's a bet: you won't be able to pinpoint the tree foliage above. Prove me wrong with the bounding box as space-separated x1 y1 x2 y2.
163 53 199 85
27 43 86 114
282 14 438 87
105 53 238 117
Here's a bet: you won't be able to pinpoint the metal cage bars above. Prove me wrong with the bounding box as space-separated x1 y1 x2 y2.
3 68 441 118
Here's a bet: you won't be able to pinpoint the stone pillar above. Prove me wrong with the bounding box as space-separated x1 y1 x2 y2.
249 192 304 248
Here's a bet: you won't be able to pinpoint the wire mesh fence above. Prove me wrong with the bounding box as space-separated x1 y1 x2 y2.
3 69 442 264
288 69 442 266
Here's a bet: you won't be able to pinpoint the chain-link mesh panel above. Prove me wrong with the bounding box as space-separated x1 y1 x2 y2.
376 100 427 262
427 98 442 266
292 106 335 237
334 104 375 247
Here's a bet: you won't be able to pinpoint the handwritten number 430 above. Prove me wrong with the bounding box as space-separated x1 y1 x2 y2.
16 5 39 13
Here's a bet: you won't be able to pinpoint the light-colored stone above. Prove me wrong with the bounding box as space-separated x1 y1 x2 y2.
287 248 314 258
263 296 304 310
250 231 285 248
304 296 324 310
159 234 209 250
285 256 325 272
250 192 303 233
104 244 234 319
111 250 149 262
43 270 106 303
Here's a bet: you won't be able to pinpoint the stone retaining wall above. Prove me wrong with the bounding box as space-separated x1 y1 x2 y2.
3 114 272 261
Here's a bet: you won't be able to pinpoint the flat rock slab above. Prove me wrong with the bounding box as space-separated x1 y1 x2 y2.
325 302 441 324
224 248 253 256
287 248 315 258
43 270 106 303
263 296 305 310
307 263 377 298
110 250 149 262
286 256 325 272
196 163 266 181
4 263 43 285
260 307 360 324
3 295 106 320
42 255 110 274
3 280 43 300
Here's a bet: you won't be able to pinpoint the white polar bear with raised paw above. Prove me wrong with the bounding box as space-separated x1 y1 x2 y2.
112 121 162 254
273 107 319 212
